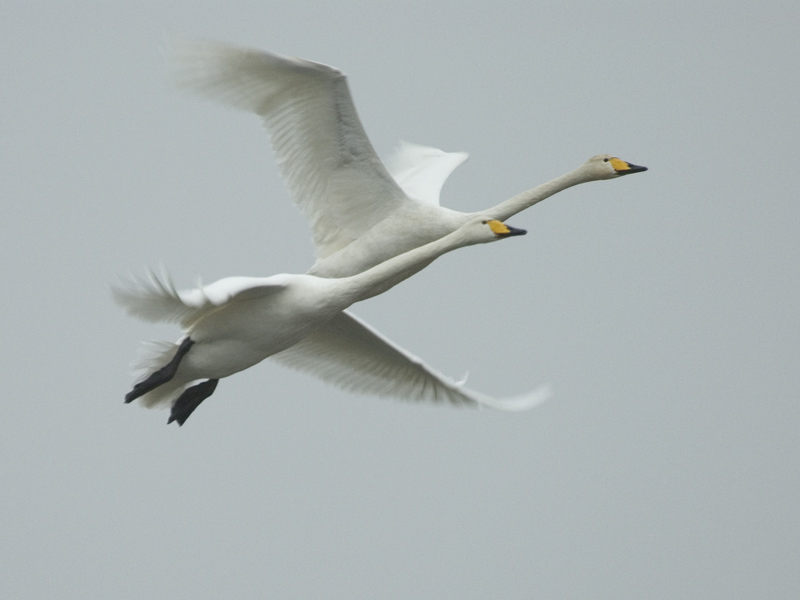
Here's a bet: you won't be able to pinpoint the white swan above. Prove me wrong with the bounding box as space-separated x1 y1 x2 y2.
167 41 647 419
115 218 548 425
172 39 648 278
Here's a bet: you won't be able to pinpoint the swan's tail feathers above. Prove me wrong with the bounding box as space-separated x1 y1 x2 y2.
126 340 193 409
111 267 208 328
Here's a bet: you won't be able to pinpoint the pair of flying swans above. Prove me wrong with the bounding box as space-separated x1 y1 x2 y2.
116 40 647 425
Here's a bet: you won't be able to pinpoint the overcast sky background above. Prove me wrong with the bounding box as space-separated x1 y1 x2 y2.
2 1 798 598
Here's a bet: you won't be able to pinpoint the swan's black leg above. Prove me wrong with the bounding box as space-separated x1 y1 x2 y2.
168 378 219 426
124 337 195 404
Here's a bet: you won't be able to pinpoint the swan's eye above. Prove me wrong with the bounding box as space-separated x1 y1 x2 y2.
481 219 488 224
603 157 610 162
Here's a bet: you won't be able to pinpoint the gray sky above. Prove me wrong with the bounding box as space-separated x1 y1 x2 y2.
2 1 798 598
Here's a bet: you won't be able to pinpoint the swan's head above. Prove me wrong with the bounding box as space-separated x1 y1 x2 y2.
581 154 648 180
458 217 527 245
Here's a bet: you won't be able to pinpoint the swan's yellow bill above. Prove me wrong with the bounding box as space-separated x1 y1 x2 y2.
609 157 648 175
486 220 526 237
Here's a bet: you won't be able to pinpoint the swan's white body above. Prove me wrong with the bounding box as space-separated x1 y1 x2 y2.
116 218 547 420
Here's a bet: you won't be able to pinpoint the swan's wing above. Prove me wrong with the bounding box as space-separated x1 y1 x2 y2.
272 310 551 411
385 141 469 206
112 268 289 328
172 39 410 259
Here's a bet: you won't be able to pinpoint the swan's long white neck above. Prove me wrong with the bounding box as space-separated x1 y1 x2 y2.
485 166 593 221
340 225 477 304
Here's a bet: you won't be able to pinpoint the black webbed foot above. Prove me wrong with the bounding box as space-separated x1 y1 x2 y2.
168 378 219 426
125 337 194 404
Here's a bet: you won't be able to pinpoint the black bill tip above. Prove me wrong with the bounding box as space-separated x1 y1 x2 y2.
620 163 648 175
503 225 527 237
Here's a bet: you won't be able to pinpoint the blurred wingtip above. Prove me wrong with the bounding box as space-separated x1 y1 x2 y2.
501 383 553 411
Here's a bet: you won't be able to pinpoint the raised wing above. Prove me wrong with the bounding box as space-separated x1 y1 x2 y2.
272 310 551 411
386 141 469 206
112 267 288 328
172 39 410 259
